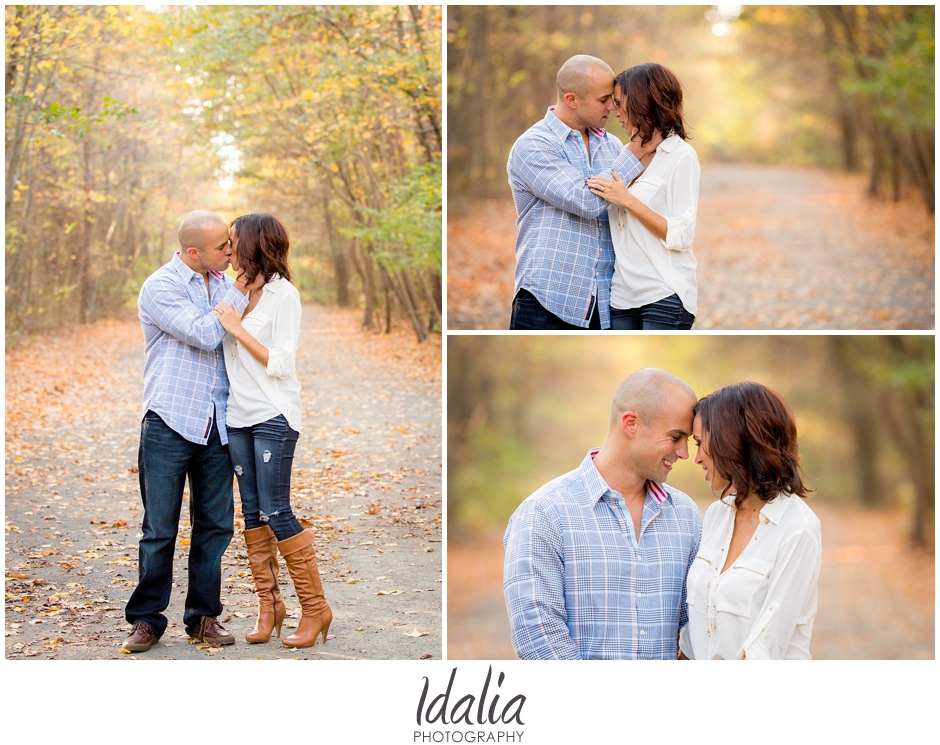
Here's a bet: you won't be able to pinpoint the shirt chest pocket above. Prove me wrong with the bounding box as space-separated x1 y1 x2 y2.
685 550 717 609
714 558 772 618
628 175 665 209
242 311 273 343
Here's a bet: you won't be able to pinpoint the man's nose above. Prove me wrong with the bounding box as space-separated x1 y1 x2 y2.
677 441 690 460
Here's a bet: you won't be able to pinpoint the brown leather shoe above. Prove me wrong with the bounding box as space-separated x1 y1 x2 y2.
123 622 159 652
189 616 235 645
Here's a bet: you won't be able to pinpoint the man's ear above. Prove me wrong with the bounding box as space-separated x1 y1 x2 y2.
621 411 639 438
562 91 579 110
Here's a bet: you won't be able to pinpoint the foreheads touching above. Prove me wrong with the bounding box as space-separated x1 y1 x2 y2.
692 381 812 505
556 55 614 101
614 62 689 146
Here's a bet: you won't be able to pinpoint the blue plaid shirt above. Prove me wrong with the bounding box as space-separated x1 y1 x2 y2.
138 253 249 445
507 108 643 328
504 449 702 660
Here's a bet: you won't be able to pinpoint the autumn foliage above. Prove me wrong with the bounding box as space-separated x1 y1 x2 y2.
5 6 442 340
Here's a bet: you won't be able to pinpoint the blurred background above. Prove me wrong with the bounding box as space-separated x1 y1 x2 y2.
446 5 935 329
5 5 442 342
446 335 935 659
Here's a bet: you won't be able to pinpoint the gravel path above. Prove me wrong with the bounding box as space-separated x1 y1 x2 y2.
446 164 934 330
5 305 442 660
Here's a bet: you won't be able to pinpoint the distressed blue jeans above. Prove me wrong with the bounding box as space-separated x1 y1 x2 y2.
227 414 303 541
125 411 234 637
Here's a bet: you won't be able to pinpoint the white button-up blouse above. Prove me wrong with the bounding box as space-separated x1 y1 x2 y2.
223 274 302 434
679 493 822 659
609 134 700 316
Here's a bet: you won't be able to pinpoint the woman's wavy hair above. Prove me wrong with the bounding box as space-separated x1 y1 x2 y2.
693 382 813 508
614 62 690 146
231 213 292 285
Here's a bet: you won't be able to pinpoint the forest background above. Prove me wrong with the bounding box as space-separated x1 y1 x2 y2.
447 5 935 330
449 5 933 204
5 5 442 342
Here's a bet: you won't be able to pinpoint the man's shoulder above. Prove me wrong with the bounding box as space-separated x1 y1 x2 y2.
510 116 562 155
139 261 180 301
513 468 587 516
141 258 183 288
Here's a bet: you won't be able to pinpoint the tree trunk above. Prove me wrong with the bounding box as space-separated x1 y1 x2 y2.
321 196 352 306
827 337 884 507
381 264 427 342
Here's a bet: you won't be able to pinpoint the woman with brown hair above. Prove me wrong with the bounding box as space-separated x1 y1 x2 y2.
213 213 332 648
679 382 822 659
587 62 700 329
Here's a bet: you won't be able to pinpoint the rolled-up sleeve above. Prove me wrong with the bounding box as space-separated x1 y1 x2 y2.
740 526 822 660
661 151 701 252
504 501 580 660
264 291 301 379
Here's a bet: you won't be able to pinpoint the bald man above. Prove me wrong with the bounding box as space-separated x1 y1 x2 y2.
504 369 702 659
507 55 662 330
123 210 253 652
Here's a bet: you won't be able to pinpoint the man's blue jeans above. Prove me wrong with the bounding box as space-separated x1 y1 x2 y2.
610 294 695 330
510 289 601 330
227 414 303 541
125 411 234 637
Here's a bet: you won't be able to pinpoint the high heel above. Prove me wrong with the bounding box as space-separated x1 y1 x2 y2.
278 530 332 648
244 525 287 643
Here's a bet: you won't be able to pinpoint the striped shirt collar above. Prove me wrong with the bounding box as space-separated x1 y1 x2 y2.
546 106 610 144
171 250 226 282
584 447 671 506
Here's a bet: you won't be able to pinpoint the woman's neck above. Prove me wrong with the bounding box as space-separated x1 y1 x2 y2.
737 492 764 514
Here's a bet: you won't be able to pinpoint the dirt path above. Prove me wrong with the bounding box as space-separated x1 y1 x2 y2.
447 500 934 660
5 305 442 660
446 164 934 330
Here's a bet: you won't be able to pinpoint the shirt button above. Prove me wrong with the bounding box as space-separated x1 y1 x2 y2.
639 630 645 636
637 593 643 598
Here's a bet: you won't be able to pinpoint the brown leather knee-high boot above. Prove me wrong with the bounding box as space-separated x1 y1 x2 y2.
278 530 332 648
244 525 286 643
